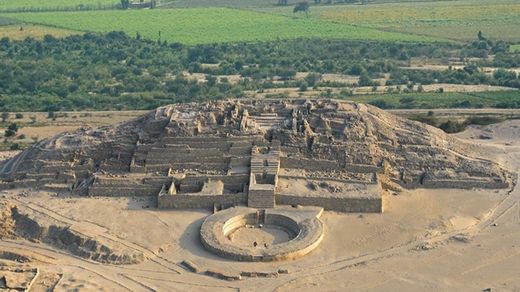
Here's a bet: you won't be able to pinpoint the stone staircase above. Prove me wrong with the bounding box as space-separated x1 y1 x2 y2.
250 113 286 131
247 147 281 209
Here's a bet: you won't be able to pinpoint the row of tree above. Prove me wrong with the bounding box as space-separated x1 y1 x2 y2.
0 32 519 112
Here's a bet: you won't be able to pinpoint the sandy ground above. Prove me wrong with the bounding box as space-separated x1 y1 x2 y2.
0 110 146 143
1 120 520 291
0 151 19 161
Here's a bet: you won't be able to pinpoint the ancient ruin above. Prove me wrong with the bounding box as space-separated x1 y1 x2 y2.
201 206 324 261
0 99 512 261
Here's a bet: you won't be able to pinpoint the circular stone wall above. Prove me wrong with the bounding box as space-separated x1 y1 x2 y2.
200 206 324 261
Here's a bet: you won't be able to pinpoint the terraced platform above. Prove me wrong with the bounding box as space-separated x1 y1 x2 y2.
0 99 512 214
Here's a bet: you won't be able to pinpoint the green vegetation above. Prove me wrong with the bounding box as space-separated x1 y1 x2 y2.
0 0 517 140
163 0 497 9
406 112 508 134
4 122 18 137
0 33 519 112
0 16 19 26
0 1 519 113
347 91 520 110
163 0 282 8
0 0 119 12
2 8 437 45
262 0 520 41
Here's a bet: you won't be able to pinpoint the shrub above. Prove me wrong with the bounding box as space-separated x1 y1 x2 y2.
439 120 467 133
368 100 390 109
299 81 308 92
1 112 8 122
305 73 321 87
4 123 18 137
9 143 19 150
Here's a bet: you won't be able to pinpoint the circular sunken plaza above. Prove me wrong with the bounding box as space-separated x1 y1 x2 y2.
200 206 324 261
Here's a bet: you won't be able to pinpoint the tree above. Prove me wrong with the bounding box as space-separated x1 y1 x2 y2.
293 2 310 16
4 123 18 138
1 112 8 123
358 70 374 86
276 67 297 80
120 0 129 9
206 74 217 86
477 30 486 41
299 81 308 92
348 64 365 76
368 100 389 109
305 73 321 87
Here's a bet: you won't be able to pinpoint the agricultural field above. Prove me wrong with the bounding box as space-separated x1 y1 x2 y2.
162 0 287 8
0 0 119 12
2 8 437 45
0 16 18 25
261 0 520 42
347 91 520 109
165 0 475 9
0 24 78 40
512 44 520 53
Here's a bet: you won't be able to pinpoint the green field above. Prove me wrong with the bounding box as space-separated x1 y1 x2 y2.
0 0 118 12
3 0 520 44
3 8 438 44
346 91 520 109
512 44 520 52
261 0 520 41
164 0 481 9
0 16 18 25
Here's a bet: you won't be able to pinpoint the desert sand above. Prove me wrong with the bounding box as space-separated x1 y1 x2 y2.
1 119 519 291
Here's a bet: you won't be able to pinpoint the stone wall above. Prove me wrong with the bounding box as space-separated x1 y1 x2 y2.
200 207 324 262
280 157 382 173
177 174 249 193
89 184 161 197
276 194 382 213
158 193 246 209
421 178 510 189
248 187 276 209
